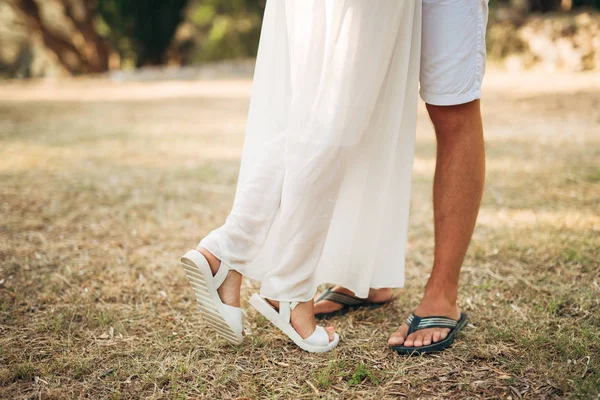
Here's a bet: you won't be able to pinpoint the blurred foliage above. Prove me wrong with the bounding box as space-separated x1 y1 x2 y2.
97 0 188 67
182 0 266 63
2 0 599 77
183 0 599 63
94 0 267 67
492 0 600 10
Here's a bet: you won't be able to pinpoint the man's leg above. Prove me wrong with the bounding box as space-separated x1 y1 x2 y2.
388 99 485 347
315 0 488 348
386 0 489 347
314 100 485 330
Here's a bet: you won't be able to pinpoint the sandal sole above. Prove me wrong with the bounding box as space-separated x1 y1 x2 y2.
181 250 244 345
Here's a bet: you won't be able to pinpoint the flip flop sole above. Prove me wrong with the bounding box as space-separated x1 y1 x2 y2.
181 250 244 345
391 314 468 355
249 294 339 353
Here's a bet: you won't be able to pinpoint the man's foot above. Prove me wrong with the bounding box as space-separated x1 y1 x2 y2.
197 247 242 308
266 298 336 343
313 286 393 315
388 294 460 348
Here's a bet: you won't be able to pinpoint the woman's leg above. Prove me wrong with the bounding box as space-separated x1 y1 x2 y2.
196 0 292 290
198 0 417 343
259 0 415 310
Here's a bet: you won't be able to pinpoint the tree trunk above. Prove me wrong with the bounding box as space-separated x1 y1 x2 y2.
61 0 111 73
528 0 562 11
10 0 110 74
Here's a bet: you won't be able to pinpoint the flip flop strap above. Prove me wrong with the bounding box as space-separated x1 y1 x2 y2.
316 289 365 306
405 313 458 336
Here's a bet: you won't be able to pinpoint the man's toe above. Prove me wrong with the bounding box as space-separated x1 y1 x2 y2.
388 333 405 346
440 329 449 340
388 324 408 346
413 333 424 347
432 330 441 343
404 333 416 347
421 331 431 346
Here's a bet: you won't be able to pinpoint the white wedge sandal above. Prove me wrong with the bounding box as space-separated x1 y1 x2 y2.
249 293 340 353
180 249 244 345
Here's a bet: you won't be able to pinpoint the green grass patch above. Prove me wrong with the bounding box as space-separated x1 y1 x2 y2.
313 359 347 389
560 248 586 264
12 363 35 382
348 363 379 386
583 167 600 183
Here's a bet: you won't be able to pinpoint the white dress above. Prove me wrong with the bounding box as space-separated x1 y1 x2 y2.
200 0 422 302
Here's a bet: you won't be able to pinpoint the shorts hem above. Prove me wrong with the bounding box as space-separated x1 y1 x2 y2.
420 89 482 106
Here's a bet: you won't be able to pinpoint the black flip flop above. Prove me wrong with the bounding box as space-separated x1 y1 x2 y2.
315 288 392 319
391 312 468 355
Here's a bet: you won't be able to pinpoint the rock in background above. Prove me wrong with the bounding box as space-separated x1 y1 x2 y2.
489 10 600 71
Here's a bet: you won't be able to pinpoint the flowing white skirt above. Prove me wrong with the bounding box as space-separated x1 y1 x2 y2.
200 0 421 302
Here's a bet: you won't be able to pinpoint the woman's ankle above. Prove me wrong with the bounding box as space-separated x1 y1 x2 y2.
264 298 317 338
216 271 242 307
290 301 318 339
197 246 242 306
197 247 221 275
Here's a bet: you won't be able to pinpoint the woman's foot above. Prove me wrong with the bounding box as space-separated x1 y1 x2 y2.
181 249 244 344
266 298 336 343
313 286 393 315
197 247 242 308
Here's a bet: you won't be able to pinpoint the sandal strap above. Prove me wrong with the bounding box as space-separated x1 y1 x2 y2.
279 301 300 324
405 313 458 335
304 325 330 347
212 263 230 289
316 288 365 306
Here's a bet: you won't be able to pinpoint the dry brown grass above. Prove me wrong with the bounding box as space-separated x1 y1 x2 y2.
1 68 599 399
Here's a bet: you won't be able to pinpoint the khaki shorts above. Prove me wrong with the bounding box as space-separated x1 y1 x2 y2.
420 0 490 106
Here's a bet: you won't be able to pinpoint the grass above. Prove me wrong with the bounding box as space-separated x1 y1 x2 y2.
0 69 599 399
348 363 379 386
